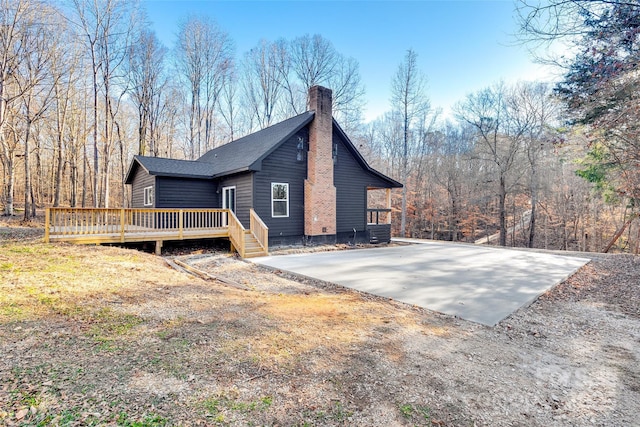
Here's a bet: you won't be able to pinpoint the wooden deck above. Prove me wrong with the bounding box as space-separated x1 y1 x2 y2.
44 208 269 258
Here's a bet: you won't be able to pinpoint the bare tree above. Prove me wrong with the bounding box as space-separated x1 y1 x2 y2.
175 15 233 158
455 82 529 246
515 0 638 43
218 64 239 142
285 34 365 126
431 123 476 241
289 34 336 99
390 49 430 237
0 0 36 216
326 56 365 133
17 2 60 220
127 29 167 156
50 15 82 208
508 82 559 247
242 39 287 130
71 0 136 207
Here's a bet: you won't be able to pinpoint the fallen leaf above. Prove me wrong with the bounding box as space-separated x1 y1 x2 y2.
15 408 28 420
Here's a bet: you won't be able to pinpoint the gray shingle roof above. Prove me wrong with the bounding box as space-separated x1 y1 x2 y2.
125 112 314 184
198 111 314 176
125 156 214 184
124 110 401 189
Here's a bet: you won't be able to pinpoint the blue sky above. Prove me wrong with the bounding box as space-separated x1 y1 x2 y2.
143 0 558 121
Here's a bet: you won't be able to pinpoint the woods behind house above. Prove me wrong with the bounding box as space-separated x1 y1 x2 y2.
1 0 639 253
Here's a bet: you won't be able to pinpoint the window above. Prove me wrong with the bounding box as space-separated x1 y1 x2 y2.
271 183 289 217
143 186 154 206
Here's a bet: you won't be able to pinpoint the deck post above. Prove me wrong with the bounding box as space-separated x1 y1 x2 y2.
120 209 126 242
386 188 392 224
44 208 50 243
155 240 163 255
179 209 184 239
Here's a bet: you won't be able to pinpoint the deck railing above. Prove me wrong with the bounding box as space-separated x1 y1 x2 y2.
250 208 269 254
45 208 228 242
227 209 246 257
367 208 392 225
45 207 269 257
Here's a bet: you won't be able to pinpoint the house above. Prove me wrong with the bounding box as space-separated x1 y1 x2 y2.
124 86 402 249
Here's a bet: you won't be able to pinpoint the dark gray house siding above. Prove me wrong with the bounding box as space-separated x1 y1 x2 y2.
130 167 156 208
333 132 393 242
218 173 253 228
253 128 309 245
155 177 217 208
124 95 402 249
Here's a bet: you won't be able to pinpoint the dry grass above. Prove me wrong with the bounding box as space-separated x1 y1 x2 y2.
0 241 449 426
0 242 190 322
1 238 638 426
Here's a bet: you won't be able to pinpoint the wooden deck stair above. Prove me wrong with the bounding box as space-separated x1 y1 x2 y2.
242 230 268 258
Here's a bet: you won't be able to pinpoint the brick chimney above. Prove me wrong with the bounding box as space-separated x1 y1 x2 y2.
304 86 336 242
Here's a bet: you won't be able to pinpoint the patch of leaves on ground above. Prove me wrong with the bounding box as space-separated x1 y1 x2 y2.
1 238 639 426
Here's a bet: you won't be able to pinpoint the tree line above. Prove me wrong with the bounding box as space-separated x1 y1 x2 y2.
0 0 366 217
1 0 638 253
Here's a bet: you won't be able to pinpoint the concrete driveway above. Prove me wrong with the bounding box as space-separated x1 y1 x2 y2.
253 241 590 326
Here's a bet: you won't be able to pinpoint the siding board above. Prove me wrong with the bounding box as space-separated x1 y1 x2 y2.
254 128 309 241
155 177 217 208
127 119 397 247
219 173 253 228
333 132 392 235
130 167 156 208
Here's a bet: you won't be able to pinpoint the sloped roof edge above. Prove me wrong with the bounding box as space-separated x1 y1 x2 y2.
124 155 215 184
247 111 315 171
332 119 403 188
198 111 315 176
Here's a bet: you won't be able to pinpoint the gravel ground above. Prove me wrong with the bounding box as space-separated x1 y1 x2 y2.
182 251 640 426
1 220 639 426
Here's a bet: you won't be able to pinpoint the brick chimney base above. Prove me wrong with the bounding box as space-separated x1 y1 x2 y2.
304 179 336 242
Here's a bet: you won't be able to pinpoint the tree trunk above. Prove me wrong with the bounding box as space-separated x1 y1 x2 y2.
53 130 64 207
603 214 638 253
498 174 507 246
4 153 15 216
70 157 77 207
528 202 537 249
138 106 146 155
92 62 99 208
116 121 126 208
23 117 32 221
82 137 87 208
528 160 538 248
53 82 69 207
0 80 14 216
30 186 36 218
400 113 408 237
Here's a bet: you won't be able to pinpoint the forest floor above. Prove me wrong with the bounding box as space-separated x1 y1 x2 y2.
1 216 639 426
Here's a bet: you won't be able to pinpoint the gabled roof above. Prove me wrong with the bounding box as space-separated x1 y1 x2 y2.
124 156 214 184
124 112 314 184
332 121 403 189
124 109 401 189
198 111 314 176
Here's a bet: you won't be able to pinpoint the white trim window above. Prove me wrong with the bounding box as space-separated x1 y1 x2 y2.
143 186 154 206
271 183 289 218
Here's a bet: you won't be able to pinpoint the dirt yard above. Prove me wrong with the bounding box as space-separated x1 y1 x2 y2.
1 221 639 426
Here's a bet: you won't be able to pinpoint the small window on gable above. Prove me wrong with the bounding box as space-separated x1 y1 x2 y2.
271 183 289 218
143 186 154 206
